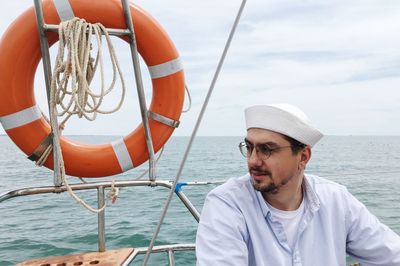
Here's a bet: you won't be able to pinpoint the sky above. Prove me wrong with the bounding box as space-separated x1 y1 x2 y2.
1 0 400 136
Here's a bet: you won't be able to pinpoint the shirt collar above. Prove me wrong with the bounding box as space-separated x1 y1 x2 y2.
253 174 321 218
303 174 321 212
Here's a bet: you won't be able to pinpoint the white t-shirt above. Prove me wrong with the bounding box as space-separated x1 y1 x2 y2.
265 197 305 250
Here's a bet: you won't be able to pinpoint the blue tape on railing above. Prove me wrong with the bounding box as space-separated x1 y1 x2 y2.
175 182 188 193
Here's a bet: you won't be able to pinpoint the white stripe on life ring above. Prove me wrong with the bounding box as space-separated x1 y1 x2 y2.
111 138 134 172
0 105 42 130
148 57 183 79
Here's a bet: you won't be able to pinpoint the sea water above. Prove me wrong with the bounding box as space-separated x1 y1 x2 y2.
0 135 399 265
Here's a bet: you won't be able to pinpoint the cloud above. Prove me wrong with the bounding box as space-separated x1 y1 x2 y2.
0 0 399 136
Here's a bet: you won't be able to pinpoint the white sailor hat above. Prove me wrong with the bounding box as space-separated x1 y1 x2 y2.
245 104 323 147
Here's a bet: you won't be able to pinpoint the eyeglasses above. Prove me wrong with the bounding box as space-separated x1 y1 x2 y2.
238 141 292 160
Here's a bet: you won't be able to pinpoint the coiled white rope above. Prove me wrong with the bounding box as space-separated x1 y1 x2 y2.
46 18 126 213
53 17 126 126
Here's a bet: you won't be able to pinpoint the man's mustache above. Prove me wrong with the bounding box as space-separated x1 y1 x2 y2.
249 167 271 176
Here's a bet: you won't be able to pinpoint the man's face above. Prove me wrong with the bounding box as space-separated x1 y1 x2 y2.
246 128 304 195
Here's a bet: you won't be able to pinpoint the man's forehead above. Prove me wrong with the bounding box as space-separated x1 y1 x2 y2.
245 128 288 144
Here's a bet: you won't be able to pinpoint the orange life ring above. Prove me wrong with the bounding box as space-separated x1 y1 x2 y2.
0 0 185 177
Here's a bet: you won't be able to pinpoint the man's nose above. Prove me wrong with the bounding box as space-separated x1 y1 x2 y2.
247 148 262 166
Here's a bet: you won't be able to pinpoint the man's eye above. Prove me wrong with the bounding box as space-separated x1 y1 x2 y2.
245 144 253 151
258 145 272 154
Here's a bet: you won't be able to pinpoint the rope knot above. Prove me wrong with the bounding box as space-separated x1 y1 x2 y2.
107 180 119 204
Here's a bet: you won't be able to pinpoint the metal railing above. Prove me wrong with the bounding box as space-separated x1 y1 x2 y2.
122 243 196 266
0 178 217 264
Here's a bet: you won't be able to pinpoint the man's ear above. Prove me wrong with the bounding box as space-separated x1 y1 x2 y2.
299 146 311 170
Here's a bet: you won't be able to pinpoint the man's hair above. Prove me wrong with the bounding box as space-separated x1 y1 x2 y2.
283 135 307 154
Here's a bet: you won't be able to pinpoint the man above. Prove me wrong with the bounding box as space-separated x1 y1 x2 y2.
196 104 400 266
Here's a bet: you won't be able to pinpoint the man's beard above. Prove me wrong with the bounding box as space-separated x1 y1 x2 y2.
252 177 279 194
250 167 293 194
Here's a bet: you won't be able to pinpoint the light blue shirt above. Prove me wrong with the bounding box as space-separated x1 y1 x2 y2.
196 174 400 266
